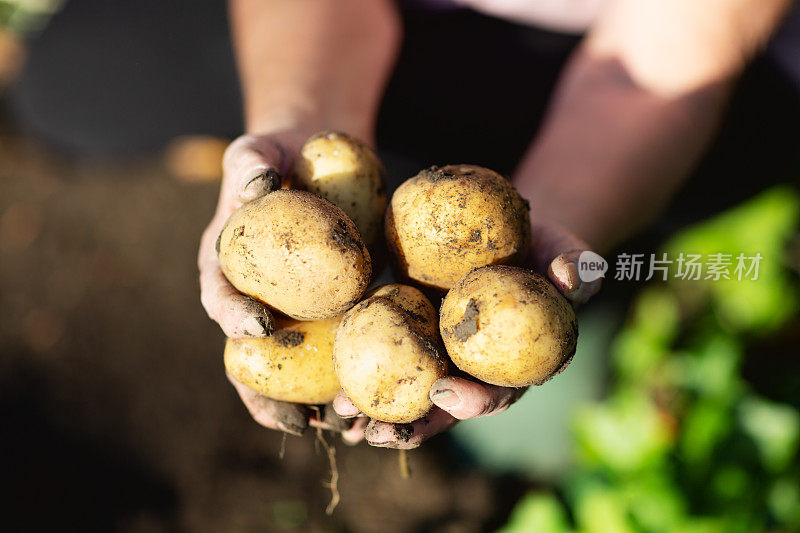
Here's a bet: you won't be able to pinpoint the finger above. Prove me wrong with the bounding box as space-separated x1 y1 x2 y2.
197 165 274 340
221 135 285 207
341 417 369 446
428 376 525 420
548 251 602 305
227 372 310 435
332 391 361 418
363 408 458 450
198 220 274 338
308 403 352 433
529 221 602 305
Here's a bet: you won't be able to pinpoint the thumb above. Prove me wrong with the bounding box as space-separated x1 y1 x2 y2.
219 135 287 212
529 221 602 305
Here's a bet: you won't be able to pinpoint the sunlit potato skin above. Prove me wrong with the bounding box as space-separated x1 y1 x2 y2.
333 284 447 423
292 131 388 245
440 265 578 388
217 189 371 320
224 316 342 404
385 164 531 291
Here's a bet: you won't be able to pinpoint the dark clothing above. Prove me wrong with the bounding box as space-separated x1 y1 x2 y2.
8 0 800 237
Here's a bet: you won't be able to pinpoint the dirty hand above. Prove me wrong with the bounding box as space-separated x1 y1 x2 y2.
199 130 351 437
332 217 602 448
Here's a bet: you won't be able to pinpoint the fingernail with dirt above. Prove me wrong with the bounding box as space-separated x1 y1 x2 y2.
364 422 393 447
244 168 281 196
431 388 460 409
562 260 580 291
243 316 269 337
393 424 414 443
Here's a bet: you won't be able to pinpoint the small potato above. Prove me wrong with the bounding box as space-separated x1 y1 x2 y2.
334 284 446 423
385 164 530 291
292 131 387 244
224 316 342 404
218 189 371 320
440 265 577 387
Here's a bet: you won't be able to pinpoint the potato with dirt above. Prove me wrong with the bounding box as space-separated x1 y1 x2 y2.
333 284 447 423
217 189 371 320
292 131 387 245
385 164 530 291
224 315 342 404
439 265 577 387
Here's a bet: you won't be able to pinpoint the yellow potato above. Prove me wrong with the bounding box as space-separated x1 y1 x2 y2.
334 284 446 423
292 131 387 245
440 265 577 387
365 284 439 338
218 189 371 320
224 316 342 404
385 164 530 291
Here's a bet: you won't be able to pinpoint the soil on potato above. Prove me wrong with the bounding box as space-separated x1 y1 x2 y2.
0 128 530 532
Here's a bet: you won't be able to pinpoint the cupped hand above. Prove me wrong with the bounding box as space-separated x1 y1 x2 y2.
332 217 602 448
199 131 308 337
332 376 527 449
201 130 352 437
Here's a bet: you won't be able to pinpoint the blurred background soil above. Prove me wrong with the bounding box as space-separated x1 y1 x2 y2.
2 2 800 532
0 123 534 532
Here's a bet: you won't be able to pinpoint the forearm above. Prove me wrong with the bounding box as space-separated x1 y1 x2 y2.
513 0 792 252
229 0 401 141
513 50 730 251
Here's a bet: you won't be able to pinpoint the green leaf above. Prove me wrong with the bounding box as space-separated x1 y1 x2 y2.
768 477 800 529
675 334 744 400
496 492 573 533
574 484 635 533
622 474 687 532
573 388 673 473
662 186 800 333
738 397 800 472
680 399 733 465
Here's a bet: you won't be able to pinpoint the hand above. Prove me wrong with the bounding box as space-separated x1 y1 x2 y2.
200 129 349 437
199 130 308 337
332 218 602 448
332 377 527 449
528 217 603 306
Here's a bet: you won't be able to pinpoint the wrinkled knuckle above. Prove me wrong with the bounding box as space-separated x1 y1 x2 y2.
222 135 251 166
477 397 499 417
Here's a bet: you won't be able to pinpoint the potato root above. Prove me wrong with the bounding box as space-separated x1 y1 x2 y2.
333 284 446 423
218 189 371 320
440 265 577 387
224 316 342 404
385 164 530 290
292 131 387 245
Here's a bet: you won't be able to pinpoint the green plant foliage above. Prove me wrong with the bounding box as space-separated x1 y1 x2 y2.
497 493 572 533
573 388 673 474
738 397 800 472
663 186 800 332
499 186 800 533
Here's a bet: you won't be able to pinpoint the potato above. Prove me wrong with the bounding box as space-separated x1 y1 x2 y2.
385 164 530 291
292 131 387 244
439 265 577 387
218 189 371 320
224 316 342 404
333 284 447 423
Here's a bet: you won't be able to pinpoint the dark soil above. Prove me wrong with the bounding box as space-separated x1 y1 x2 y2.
0 132 529 532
